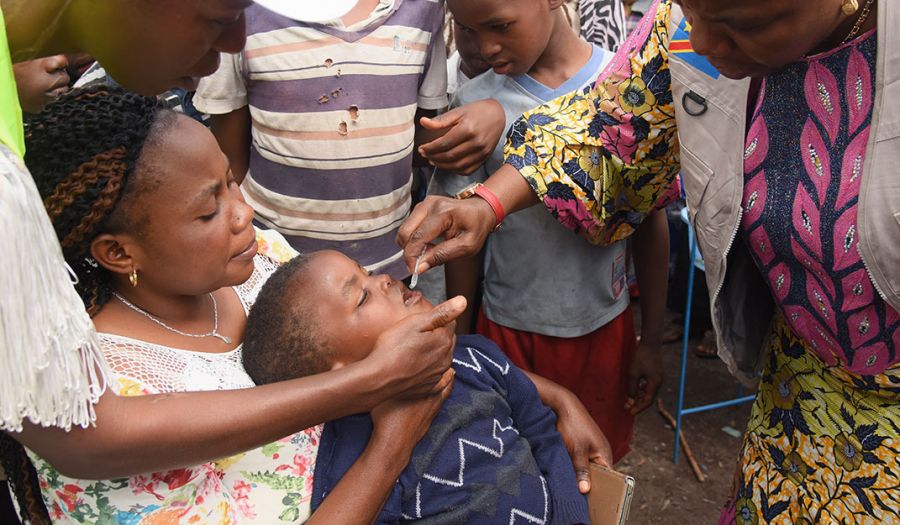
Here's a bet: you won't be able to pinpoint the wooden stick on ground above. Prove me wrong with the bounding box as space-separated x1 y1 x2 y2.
657 398 707 483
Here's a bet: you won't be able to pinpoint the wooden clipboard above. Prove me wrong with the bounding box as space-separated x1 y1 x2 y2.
587 463 635 525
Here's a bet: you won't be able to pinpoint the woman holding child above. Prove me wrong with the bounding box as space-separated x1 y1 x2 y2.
3 1 613 522
3 84 612 523
6 85 449 523
1 2 479 522
401 0 900 522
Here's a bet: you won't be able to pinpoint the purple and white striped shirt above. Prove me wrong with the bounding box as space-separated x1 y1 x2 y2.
195 0 447 278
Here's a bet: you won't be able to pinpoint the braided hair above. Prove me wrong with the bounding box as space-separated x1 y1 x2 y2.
25 85 175 316
0 88 175 523
0 433 50 524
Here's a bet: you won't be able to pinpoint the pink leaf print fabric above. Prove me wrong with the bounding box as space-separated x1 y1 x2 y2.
791 182 823 261
845 46 872 135
723 28 900 525
739 30 898 375
803 62 841 144
743 115 769 174
799 118 832 205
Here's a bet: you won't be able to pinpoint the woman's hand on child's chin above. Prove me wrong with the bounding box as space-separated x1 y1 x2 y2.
367 296 466 400
371 369 455 451
417 99 505 174
553 390 614 493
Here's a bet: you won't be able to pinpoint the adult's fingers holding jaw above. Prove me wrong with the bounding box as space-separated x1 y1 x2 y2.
422 295 467 333
431 368 456 395
369 298 464 399
371 375 455 447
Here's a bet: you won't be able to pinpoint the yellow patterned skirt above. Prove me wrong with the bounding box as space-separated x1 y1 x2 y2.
721 317 900 525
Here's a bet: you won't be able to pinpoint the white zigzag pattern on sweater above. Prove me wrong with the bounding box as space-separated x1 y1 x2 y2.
400 347 545 522
452 346 510 375
422 419 519 488
401 483 423 520
508 476 548 525
403 475 549 523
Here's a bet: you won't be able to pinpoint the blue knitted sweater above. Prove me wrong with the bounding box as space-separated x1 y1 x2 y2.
310 335 589 524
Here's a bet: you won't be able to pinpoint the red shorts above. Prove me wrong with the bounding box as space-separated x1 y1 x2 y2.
477 308 637 463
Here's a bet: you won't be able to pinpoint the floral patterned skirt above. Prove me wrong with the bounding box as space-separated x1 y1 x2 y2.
720 317 900 525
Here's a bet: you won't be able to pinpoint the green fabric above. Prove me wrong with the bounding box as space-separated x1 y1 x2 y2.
0 7 25 158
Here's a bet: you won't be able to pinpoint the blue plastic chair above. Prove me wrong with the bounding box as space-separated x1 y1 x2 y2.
673 207 755 464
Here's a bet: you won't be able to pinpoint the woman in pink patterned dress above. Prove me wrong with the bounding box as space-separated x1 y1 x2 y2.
398 0 900 523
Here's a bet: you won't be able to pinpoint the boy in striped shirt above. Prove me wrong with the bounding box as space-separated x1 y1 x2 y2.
196 0 500 278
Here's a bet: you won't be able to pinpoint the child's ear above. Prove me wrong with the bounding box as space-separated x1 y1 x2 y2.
90 234 136 278
329 360 348 371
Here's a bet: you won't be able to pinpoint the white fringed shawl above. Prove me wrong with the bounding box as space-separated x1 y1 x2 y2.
0 145 108 432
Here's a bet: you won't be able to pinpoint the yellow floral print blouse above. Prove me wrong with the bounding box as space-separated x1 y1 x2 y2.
503 0 679 245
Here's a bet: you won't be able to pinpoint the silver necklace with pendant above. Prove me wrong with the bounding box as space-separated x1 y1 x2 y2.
113 291 232 344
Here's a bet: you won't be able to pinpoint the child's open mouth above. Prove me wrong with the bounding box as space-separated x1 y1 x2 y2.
402 288 423 307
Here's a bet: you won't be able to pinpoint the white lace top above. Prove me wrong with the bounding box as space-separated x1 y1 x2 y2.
30 232 322 524
98 253 276 394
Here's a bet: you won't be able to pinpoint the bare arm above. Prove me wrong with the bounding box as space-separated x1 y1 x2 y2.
525 371 613 492
307 379 453 524
445 253 481 334
624 209 668 415
631 209 668 349
209 107 251 183
11 297 465 480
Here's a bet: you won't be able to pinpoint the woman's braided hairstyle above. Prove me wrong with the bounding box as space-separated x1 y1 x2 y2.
0 87 174 523
25 84 174 316
0 433 50 524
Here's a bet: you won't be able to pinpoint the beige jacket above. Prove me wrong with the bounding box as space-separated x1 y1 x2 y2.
669 2 900 384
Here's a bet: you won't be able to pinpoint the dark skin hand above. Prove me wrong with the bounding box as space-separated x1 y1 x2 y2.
624 339 664 414
12 54 69 113
307 371 455 524
624 209 668 415
398 163 537 274
417 99 506 175
525 371 613 493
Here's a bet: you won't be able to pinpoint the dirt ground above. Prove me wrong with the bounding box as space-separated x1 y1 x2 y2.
622 307 755 524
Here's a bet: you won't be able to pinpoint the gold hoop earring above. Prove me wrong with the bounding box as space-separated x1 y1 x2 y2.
842 0 859 15
129 268 139 288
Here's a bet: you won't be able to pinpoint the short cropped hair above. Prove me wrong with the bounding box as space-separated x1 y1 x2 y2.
243 256 333 385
